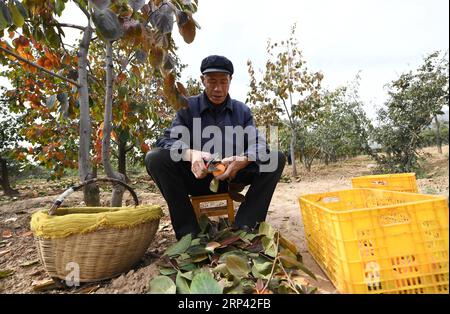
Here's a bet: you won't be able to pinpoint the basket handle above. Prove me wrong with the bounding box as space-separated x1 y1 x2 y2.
48 177 139 216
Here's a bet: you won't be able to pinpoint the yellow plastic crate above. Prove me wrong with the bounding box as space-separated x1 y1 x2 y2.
299 188 449 294
351 173 418 193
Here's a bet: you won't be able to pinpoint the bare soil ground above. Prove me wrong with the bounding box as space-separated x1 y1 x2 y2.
0 146 448 294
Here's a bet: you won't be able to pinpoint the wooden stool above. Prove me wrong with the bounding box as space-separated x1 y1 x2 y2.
190 193 235 224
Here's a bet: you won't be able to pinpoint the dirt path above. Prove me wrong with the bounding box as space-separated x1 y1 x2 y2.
1 147 448 294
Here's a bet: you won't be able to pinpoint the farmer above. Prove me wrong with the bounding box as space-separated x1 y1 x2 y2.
145 55 286 240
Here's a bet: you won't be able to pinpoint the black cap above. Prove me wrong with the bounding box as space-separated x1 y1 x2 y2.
200 55 234 75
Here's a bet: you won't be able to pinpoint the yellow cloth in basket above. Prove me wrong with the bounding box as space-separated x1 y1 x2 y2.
31 205 163 239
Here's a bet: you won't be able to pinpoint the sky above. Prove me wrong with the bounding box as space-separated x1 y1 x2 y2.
1 0 449 120
169 0 449 120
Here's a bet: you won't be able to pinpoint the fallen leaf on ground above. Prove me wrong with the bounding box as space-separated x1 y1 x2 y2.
76 285 100 294
20 260 39 267
19 231 33 237
29 269 43 276
2 230 13 238
0 249 12 257
32 279 59 291
0 269 14 279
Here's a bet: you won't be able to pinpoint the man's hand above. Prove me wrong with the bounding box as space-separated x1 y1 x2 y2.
215 156 251 181
184 149 212 179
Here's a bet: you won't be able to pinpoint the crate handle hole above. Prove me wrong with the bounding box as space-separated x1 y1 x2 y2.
321 196 340 203
371 180 388 186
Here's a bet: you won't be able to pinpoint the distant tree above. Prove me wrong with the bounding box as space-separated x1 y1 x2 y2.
419 121 449 148
247 25 323 176
425 52 449 154
0 89 23 196
1 0 200 206
374 51 449 173
185 77 202 96
313 82 371 166
289 77 372 171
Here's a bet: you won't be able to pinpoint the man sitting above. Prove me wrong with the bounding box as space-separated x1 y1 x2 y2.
145 55 286 240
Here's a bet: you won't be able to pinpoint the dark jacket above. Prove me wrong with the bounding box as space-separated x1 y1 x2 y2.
156 92 268 163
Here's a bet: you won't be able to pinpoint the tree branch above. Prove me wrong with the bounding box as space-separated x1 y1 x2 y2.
262 232 280 293
278 259 301 294
56 23 86 31
74 0 90 20
56 28 71 58
125 144 134 153
280 97 294 127
87 61 105 93
0 46 81 88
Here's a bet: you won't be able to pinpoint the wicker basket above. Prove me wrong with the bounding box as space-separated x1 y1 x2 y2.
30 178 163 283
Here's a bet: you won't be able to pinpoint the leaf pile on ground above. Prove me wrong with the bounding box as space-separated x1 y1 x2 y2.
148 217 317 294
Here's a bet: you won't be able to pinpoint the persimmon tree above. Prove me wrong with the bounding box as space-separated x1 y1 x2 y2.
89 39 179 179
373 51 449 173
1 37 81 181
1 0 200 206
299 81 372 171
247 25 323 176
0 88 24 196
185 76 201 95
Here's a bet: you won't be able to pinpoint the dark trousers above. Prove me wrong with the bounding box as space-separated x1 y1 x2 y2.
145 148 286 239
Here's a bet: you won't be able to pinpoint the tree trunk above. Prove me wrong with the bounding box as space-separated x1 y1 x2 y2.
118 139 127 178
305 158 313 172
78 23 100 206
290 130 297 177
434 114 442 154
102 41 126 207
117 136 133 183
0 157 19 196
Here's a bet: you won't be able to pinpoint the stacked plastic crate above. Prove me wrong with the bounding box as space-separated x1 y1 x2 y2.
298 173 449 294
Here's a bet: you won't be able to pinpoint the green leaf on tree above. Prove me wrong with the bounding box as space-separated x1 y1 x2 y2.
54 0 65 16
46 95 57 109
118 86 127 98
45 26 61 48
0 2 12 28
8 2 24 28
